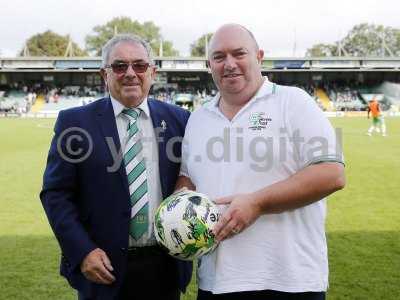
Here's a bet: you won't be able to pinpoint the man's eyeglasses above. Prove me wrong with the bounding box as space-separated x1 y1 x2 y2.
105 62 151 74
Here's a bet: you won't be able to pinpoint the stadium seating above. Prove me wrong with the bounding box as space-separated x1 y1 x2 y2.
38 96 96 114
2 81 400 114
328 87 365 111
315 88 334 111
0 90 29 113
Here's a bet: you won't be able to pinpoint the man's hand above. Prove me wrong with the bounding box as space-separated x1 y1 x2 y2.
212 193 262 242
80 248 115 285
173 186 189 194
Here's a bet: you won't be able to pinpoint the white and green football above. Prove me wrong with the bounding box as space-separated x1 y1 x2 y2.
154 190 220 261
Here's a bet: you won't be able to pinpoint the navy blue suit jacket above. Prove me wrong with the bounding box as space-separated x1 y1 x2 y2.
40 97 192 299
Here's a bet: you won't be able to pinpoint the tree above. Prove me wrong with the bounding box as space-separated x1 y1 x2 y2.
306 43 337 57
341 23 400 56
159 40 179 57
85 17 179 57
20 30 87 57
306 23 400 57
190 33 213 57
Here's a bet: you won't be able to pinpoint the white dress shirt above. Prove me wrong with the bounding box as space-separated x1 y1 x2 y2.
110 96 163 247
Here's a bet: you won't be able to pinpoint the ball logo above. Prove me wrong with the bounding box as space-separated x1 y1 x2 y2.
209 212 220 222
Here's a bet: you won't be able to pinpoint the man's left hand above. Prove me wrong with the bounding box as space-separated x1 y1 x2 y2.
212 193 262 242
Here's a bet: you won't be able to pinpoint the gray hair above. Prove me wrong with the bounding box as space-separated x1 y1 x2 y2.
101 34 154 67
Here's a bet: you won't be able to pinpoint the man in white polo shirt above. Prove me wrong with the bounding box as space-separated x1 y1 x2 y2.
176 24 345 300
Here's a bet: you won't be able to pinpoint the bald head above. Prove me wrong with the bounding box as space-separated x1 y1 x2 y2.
208 24 259 59
206 23 264 104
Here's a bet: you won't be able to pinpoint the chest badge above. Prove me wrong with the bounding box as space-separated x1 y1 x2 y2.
248 112 271 131
161 120 167 131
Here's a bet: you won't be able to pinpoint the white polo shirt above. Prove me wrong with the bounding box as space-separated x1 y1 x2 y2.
180 78 343 294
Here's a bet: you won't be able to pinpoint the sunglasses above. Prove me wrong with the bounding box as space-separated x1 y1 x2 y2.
105 62 151 74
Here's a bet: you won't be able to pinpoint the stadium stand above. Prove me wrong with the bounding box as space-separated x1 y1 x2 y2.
1 77 400 115
0 90 30 113
374 81 400 109
315 88 334 111
1 56 399 116
328 86 365 111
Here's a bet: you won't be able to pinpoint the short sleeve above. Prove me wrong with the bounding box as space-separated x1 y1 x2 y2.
179 127 190 178
285 88 344 169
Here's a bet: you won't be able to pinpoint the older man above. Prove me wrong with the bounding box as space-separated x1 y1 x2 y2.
176 24 345 300
40 34 192 300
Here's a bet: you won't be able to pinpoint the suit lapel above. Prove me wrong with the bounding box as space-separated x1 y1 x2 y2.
95 98 130 195
148 100 169 198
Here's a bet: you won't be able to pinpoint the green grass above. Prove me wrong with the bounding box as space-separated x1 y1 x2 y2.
0 117 399 299
325 117 400 299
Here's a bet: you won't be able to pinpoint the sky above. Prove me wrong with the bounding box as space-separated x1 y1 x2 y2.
0 0 399 57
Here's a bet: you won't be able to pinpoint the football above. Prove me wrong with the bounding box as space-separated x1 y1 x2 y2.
154 190 220 260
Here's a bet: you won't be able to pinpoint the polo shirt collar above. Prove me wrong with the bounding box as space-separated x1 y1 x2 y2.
205 77 274 114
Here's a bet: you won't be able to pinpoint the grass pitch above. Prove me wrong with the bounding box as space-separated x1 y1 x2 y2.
0 117 399 300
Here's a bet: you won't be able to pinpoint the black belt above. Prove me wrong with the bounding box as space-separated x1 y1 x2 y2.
127 245 165 257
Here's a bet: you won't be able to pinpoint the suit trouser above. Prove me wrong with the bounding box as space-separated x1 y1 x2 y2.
78 246 180 300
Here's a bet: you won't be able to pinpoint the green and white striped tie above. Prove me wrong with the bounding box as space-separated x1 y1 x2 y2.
122 108 149 241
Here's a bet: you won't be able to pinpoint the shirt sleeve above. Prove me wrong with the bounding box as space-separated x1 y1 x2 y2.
179 122 190 178
285 87 344 169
